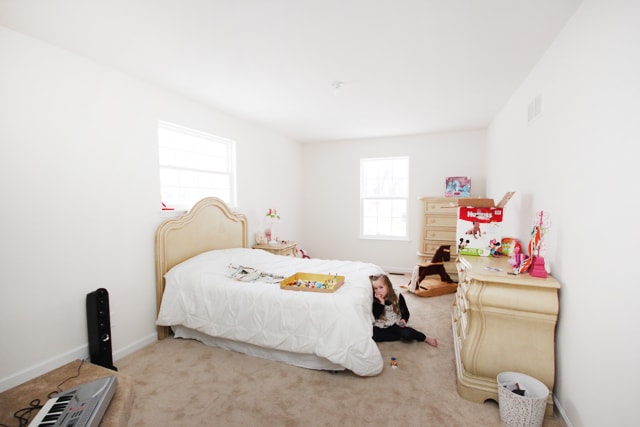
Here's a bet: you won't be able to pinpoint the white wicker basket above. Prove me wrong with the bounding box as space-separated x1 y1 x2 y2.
497 372 549 427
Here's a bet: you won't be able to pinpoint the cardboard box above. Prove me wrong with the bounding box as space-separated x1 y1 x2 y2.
456 192 514 256
280 272 345 293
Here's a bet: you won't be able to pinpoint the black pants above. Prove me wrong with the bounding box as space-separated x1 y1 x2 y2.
373 325 426 342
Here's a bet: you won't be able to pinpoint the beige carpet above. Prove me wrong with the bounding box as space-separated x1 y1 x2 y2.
0 360 134 427
117 276 564 427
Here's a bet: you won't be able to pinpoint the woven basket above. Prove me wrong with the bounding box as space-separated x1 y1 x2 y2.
497 372 549 427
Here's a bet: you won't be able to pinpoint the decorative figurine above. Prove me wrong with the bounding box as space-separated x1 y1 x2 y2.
529 210 550 278
489 239 502 257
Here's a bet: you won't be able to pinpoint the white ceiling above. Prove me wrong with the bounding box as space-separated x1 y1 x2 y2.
0 0 582 142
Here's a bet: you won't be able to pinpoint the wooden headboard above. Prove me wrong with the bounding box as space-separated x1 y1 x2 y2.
155 197 248 339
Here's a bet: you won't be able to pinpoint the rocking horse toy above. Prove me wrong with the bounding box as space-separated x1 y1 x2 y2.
408 245 458 297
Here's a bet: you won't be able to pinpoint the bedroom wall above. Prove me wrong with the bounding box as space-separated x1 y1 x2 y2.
4 3 637 425
486 1 639 426
0 25 302 391
299 131 486 272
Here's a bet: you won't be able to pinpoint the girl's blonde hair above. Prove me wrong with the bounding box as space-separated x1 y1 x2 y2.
369 274 400 315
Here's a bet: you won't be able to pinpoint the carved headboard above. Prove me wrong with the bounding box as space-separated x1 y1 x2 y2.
154 197 248 339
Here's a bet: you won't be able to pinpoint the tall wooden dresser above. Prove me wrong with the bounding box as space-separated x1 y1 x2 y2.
418 197 461 281
452 255 560 416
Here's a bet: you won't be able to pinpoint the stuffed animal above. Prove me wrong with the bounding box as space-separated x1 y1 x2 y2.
296 248 310 259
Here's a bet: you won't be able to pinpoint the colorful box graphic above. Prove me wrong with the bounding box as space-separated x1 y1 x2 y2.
457 206 504 256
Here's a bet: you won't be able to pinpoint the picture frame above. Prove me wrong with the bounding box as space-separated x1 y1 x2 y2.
445 176 471 197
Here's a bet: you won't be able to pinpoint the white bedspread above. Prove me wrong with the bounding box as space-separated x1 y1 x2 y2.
156 248 385 376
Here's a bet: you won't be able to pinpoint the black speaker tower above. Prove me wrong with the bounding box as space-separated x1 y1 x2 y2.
86 288 117 371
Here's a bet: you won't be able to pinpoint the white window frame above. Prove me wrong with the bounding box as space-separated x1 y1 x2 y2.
360 156 409 240
158 121 237 210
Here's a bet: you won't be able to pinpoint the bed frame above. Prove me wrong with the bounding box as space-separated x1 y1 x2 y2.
155 197 248 339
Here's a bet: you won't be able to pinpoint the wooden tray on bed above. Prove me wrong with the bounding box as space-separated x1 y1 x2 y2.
280 273 345 293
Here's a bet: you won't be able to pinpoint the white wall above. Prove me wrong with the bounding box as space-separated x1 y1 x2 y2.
0 25 302 391
487 1 640 426
300 131 486 272
4 2 639 425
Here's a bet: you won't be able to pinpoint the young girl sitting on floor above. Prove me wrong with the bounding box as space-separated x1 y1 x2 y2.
370 274 438 348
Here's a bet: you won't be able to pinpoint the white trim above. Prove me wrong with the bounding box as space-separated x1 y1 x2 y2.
359 156 410 239
112 333 157 363
0 344 89 392
158 120 237 209
0 333 157 393
553 395 573 427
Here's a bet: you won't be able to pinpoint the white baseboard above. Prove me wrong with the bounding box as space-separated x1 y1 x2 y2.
0 333 157 393
379 265 413 275
0 344 89 393
553 395 573 427
113 333 157 363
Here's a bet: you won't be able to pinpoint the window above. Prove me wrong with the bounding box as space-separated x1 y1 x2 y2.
158 121 236 209
360 157 409 239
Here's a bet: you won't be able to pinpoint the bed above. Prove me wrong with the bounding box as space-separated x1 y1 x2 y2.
155 197 384 376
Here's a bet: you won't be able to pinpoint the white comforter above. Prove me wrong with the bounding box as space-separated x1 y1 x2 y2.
156 248 385 376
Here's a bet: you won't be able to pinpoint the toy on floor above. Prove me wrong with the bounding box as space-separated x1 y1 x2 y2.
408 245 457 297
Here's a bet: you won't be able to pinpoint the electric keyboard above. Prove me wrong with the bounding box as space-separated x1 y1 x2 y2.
28 375 117 427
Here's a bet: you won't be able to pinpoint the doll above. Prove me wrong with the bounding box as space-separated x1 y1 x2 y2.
509 244 530 274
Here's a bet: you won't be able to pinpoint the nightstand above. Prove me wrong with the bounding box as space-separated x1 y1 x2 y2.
252 241 297 257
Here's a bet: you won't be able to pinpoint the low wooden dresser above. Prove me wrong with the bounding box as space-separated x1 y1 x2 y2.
452 255 560 416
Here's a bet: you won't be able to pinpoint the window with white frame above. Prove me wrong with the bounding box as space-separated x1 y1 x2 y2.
158 121 236 210
360 157 409 239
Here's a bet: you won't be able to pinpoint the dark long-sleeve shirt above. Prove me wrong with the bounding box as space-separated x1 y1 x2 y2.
372 293 410 323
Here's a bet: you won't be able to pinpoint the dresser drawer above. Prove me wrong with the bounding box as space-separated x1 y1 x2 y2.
424 215 456 228
424 199 459 215
424 227 456 241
